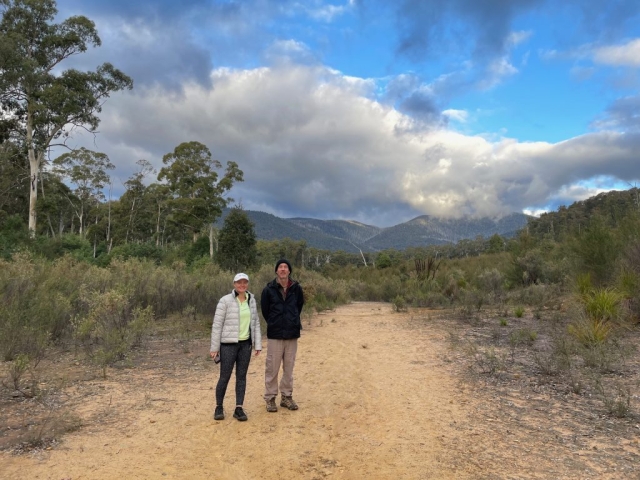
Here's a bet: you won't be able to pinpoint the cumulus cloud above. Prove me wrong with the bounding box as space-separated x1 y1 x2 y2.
46 0 640 226
71 64 640 226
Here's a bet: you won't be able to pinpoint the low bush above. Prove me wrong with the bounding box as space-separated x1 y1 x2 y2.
76 290 154 377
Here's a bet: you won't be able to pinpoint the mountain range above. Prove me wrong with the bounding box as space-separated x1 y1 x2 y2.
216 210 531 253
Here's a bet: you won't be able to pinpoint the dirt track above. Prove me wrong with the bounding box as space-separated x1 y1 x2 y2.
2 302 632 479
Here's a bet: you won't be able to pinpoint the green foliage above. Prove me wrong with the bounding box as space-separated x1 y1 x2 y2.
376 252 392 269
217 207 257 271
582 288 623 323
619 240 640 322
511 249 546 285
0 214 29 259
52 148 114 235
509 328 537 347
158 141 243 239
7 353 30 390
393 295 407 312
31 233 92 260
109 242 164 263
186 236 211 265
514 306 525 318
486 233 505 254
575 272 593 297
477 268 504 296
568 316 612 347
571 215 620 285
296 268 350 313
76 289 153 376
568 286 625 348
0 0 133 233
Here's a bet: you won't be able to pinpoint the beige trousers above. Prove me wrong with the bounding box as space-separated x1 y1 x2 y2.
264 338 298 400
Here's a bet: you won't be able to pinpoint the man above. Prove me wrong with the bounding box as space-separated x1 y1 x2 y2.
261 258 304 412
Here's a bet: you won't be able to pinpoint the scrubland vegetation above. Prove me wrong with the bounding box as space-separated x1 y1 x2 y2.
2 190 639 431
1 1 638 466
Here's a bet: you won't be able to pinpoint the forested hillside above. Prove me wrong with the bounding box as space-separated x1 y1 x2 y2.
528 188 640 240
217 209 529 252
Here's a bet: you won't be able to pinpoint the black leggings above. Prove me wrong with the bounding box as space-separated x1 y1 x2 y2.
216 340 252 406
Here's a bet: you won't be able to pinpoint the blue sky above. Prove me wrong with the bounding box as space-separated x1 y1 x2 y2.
50 0 640 226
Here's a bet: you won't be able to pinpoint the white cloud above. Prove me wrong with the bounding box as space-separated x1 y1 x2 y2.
84 65 640 226
305 0 355 22
507 30 533 47
593 38 640 67
442 109 468 123
478 57 518 90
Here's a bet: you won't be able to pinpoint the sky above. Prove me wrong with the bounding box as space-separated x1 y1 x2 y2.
50 0 640 227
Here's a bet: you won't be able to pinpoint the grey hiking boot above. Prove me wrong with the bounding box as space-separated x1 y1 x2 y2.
266 397 278 412
280 395 298 410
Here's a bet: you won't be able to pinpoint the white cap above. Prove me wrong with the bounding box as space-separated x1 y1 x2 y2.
233 273 249 282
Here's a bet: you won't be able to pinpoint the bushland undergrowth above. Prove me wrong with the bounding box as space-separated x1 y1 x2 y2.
2 207 640 450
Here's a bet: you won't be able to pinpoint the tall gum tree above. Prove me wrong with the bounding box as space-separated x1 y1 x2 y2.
52 147 114 236
0 0 133 235
158 141 243 249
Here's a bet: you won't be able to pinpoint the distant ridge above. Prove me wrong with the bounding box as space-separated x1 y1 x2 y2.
217 210 530 252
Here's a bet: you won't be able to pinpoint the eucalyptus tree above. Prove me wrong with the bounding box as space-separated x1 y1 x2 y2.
52 147 114 236
120 159 154 244
158 141 243 246
36 172 75 237
0 0 133 236
145 183 171 247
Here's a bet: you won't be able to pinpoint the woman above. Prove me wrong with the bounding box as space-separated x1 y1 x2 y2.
210 272 262 421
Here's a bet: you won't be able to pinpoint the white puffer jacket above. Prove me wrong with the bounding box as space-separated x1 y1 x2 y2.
210 290 262 353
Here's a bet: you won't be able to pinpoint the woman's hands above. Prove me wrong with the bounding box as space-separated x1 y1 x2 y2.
254 350 261 356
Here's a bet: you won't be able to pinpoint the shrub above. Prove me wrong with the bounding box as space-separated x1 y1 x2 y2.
514 306 525 318
595 378 633 418
477 268 504 296
393 295 407 312
76 290 154 377
109 242 164 263
509 328 537 346
568 316 612 347
582 288 623 323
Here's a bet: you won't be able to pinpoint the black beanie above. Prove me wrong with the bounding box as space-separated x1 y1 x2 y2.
275 259 292 274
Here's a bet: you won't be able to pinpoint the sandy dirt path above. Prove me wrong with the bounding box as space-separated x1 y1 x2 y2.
2 303 483 479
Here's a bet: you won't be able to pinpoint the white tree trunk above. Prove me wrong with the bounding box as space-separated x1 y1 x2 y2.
27 115 40 236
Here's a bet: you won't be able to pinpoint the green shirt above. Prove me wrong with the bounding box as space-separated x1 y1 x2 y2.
237 296 251 341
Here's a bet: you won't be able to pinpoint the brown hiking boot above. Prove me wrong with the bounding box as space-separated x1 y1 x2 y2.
280 395 298 410
266 398 278 412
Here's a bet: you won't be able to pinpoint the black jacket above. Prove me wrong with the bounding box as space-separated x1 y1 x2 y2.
261 278 304 339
